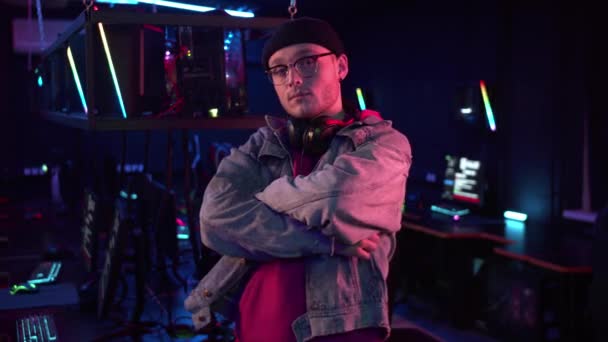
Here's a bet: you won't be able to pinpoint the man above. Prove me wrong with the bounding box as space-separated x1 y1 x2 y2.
185 17 412 342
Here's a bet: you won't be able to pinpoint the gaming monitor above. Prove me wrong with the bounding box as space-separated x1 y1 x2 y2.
440 154 486 209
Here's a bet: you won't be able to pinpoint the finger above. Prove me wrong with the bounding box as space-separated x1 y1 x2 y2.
359 239 378 252
368 233 381 243
356 247 371 260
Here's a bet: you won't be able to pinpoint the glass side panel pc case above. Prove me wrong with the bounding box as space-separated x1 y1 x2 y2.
36 22 248 119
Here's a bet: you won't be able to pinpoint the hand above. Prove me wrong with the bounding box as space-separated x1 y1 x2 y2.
334 233 381 260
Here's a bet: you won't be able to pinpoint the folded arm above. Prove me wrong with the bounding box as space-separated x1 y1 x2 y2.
199 133 331 261
255 129 412 244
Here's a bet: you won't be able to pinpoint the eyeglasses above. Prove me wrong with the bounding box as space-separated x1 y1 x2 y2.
266 52 334 85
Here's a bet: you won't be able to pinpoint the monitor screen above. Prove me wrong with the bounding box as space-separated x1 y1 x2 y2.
441 155 485 206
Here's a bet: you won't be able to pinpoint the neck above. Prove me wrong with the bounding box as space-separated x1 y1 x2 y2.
324 110 346 121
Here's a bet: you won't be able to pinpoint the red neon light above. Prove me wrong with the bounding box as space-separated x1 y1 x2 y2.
453 194 480 204
143 24 163 33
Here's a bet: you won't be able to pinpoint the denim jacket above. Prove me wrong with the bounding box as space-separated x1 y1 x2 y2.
185 111 412 341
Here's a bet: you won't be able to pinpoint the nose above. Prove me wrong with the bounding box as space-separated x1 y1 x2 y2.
286 67 303 87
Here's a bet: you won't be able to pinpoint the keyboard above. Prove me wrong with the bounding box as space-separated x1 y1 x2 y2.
15 314 58 342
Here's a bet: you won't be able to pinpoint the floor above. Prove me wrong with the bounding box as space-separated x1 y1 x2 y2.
0 177 499 342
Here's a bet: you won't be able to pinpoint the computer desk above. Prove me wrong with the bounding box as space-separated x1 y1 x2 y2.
397 212 512 328
490 222 592 342
397 212 593 340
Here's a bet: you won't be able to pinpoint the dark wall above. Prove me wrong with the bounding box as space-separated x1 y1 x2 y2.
0 6 18 181
337 1 500 178
586 2 608 212
319 0 604 222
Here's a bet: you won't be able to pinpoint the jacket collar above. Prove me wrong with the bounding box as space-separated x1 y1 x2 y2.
258 115 290 159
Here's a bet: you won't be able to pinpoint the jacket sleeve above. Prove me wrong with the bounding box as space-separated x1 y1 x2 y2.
199 130 331 261
254 126 412 245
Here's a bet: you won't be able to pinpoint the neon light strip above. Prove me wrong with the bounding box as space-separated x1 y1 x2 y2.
67 46 88 114
97 0 138 3
355 88 366 110
504 210 528 222
452 194 481 204
479 80 496 132
98 23 127 118
95 0 254 17
50 262 62 280
28 262 62 284
138 0 214 12
460 107 472 114
431 205 470 217
224 9 254 18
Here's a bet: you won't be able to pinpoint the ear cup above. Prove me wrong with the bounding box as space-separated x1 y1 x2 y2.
287 118 307 150
287 116 345 156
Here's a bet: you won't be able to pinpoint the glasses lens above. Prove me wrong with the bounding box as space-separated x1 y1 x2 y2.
268 67 288 85
295 57 317 78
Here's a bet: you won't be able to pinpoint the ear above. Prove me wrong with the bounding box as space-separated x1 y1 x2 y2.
336 54 349 81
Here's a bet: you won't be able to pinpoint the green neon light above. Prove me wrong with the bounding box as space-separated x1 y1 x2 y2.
67 46 88 114
355 87 366 110
10 282 37 295
98 23 127 118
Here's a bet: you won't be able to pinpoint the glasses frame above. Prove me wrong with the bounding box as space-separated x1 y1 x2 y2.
265 52 335 85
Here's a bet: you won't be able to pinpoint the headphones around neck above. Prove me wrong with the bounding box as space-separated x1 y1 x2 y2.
287 115 352 156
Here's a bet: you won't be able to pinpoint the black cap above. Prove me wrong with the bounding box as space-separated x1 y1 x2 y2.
261 17 345 69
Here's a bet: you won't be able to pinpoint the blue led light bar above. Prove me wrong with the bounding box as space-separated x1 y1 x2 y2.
431 205 470 217
95 0 254 17
355 88 366 110
28 262 62 285
503 210 528 222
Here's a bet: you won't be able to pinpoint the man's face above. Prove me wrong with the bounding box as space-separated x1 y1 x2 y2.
267 43 349 119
